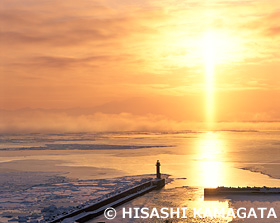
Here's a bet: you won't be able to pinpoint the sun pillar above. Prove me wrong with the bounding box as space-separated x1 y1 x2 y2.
203 32 215 129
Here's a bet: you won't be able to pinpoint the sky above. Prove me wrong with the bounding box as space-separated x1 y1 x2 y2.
0 0 280 132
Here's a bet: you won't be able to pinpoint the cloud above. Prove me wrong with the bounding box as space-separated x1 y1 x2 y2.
240 9 280 37
261 10 280 37
0 31 51 44
0 21 124 47
265 26 280 37
1 0 280 122
11 55 124 68
0 0 163 48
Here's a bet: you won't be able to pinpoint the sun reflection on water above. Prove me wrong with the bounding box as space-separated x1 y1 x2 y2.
194 132 227 187
187 199 233 222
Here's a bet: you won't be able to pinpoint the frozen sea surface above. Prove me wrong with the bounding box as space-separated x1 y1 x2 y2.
0 172 170 222
0 131 280 222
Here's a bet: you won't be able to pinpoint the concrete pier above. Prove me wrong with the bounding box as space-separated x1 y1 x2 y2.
49 161 165 223
49 179 165 223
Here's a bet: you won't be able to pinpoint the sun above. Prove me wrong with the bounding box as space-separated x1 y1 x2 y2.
202 30 238 65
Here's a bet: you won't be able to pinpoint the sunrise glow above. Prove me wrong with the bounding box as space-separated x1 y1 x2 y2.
1 2 280 222
0 0 280 132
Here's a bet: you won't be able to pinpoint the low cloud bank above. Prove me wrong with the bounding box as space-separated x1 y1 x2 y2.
0 110 280 133
0 111 185 133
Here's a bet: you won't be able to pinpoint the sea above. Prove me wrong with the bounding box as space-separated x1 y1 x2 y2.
0 130 280 222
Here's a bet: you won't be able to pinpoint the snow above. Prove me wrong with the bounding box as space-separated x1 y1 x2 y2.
0 172 169 223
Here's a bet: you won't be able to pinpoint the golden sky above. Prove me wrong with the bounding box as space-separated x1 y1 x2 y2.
1 0 280 131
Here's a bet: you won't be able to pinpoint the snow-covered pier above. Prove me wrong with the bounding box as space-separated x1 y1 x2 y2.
49 178 165 223
50 160 165 223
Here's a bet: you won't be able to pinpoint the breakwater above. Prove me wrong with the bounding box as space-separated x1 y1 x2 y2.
50 178 165 223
